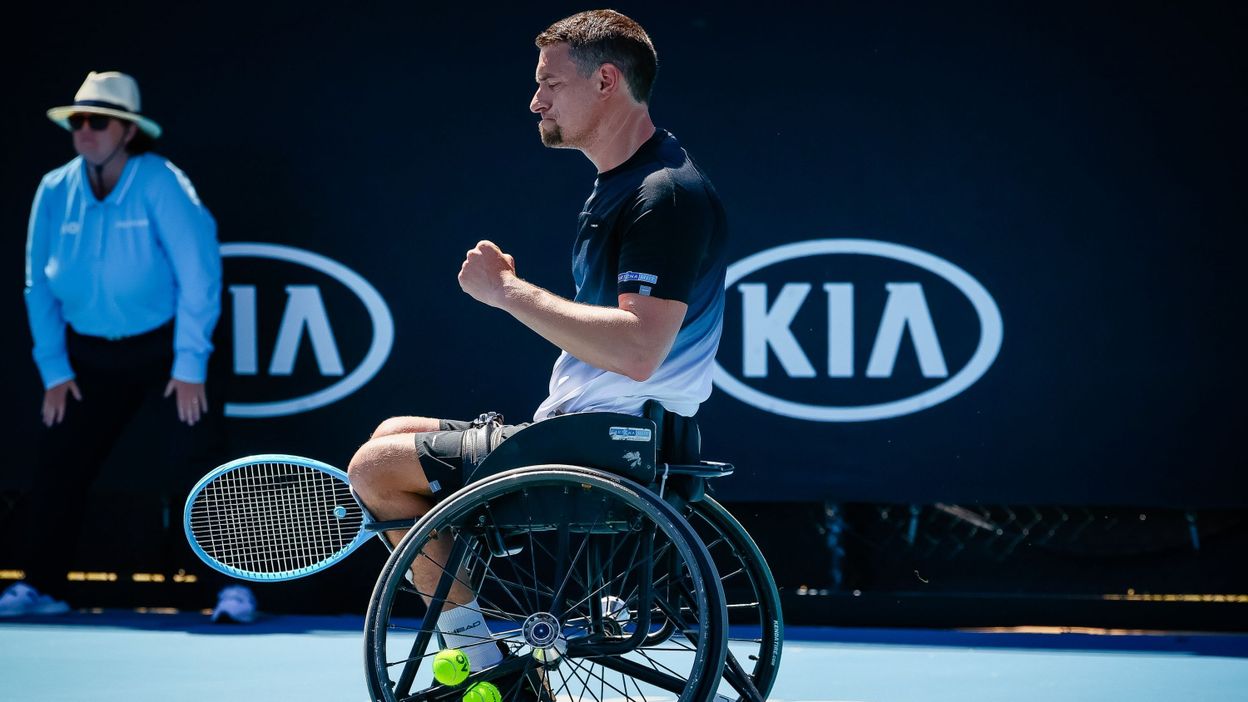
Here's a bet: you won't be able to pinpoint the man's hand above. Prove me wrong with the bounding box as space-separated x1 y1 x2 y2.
41 380 82 427
458 240 517 309
457 239 687 380
165 379 209 426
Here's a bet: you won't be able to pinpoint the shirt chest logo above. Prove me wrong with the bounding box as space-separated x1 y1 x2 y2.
114 219 150 230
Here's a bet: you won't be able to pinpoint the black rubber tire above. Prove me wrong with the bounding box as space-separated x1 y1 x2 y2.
685 498 784 702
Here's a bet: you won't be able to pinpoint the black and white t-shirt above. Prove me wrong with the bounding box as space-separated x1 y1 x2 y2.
534 130 728 420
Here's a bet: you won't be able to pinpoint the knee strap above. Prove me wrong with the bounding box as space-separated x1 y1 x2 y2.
461 412 505 476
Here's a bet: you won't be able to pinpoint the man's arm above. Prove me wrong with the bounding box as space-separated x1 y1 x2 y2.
458 240 686 381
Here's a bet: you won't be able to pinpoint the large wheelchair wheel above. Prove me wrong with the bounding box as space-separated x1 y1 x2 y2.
364 466 728 702
684 498 783 702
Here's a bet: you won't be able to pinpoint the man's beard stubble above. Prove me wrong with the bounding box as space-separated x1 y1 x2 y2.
539 122 564 147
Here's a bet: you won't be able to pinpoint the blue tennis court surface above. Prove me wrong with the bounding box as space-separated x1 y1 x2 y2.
2 612 1246 701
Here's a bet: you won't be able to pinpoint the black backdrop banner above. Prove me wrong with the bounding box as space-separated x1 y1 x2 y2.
3 2 1243 507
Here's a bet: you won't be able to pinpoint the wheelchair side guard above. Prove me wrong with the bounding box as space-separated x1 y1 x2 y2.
665 475 706 505
350 486 419 551
467 412 658 486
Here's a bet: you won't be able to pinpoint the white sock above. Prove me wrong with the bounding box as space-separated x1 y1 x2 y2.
437 598 504 670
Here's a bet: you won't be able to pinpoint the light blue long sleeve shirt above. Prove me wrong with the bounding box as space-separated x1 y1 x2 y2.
24 154 221 389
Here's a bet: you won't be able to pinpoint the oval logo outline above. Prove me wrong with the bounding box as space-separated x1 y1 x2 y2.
712 238 1003 422
220 242 394 419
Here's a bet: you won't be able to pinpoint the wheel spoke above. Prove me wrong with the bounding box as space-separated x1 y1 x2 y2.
383 626 524 668
412 547 526 624
482 502 539 615
562 531 645 621
592 654 690 696
565 656 638 701
722 646 766 702
559 656 597 702
622 540 675 605
637 647 692 683
463 544 542 618
474 540 544 614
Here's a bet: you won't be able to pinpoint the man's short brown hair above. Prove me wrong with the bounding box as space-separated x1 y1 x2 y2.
535 9 658 104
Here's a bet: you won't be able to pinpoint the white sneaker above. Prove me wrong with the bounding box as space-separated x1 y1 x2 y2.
211 584 258 623
0 582 71 617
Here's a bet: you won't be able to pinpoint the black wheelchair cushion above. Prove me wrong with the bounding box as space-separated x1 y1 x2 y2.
466 413 658 486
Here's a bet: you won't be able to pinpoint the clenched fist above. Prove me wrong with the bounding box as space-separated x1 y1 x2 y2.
458 240 517 309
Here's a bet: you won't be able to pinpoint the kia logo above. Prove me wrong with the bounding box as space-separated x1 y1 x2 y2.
220 243 394 418
712 239 1003 422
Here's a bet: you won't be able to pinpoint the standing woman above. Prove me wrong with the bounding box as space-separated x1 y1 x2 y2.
1 71 222 616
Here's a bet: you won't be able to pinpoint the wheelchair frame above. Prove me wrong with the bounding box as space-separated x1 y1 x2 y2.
358 408 783 702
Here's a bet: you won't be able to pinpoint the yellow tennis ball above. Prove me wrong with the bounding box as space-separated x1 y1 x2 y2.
463 681 501 702
433 649 470 686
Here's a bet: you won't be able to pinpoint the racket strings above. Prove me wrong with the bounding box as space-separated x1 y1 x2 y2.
188 461 364 577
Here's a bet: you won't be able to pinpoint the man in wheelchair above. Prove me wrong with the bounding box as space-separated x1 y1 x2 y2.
346 9 729 699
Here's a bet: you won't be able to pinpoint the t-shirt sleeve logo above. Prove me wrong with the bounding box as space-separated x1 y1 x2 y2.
618 271 658 284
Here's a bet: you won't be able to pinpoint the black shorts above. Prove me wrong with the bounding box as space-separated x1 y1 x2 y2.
414 415 529 498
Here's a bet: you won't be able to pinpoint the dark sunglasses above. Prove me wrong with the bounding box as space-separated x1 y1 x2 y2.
67 114 114 131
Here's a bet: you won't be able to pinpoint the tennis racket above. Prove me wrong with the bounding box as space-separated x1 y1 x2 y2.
184 454 379 581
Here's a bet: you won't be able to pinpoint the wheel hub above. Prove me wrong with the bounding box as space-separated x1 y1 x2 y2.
524 612 567 665
523 612 560 647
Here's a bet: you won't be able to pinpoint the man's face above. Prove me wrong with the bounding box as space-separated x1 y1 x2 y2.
530 43 601 149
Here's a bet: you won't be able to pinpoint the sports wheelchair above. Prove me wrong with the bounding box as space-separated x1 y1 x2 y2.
184 403 782 702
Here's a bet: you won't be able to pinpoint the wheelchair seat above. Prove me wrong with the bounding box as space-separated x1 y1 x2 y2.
467 412 659 485
466 401 733 489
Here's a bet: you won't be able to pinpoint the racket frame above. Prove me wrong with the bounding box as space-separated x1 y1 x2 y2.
183 453 380 581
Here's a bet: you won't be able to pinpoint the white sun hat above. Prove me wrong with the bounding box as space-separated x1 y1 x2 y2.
47 71 162 139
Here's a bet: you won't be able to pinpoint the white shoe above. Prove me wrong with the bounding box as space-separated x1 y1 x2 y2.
211 584 258 623
0 582 70 617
